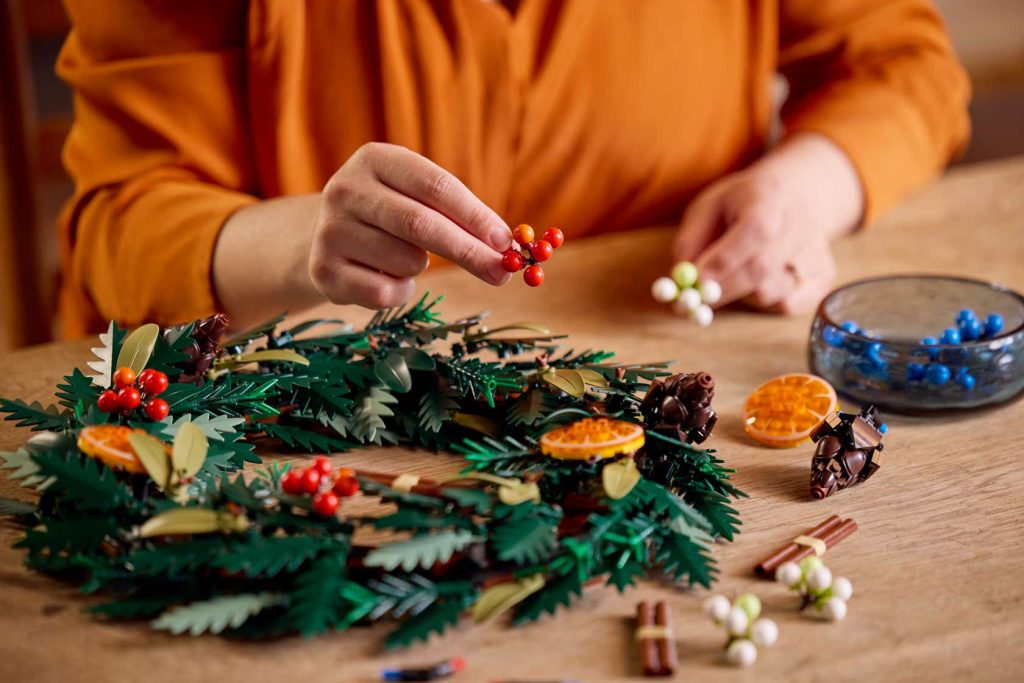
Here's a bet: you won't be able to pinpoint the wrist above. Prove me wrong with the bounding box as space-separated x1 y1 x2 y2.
755 133 865 239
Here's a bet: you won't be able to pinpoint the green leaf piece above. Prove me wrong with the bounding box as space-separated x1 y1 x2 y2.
364 530 482 572
374 353 413 393
0 399 70 433
284 552 349 637
513 572 583 625
259 423 353 453
85 321 125 387
31 450 127 509
384 597 470 649
492 515 558 565
116 323 160 376
55 368 97 412
152 593 285 635
0 496 36 516
212 536 331 578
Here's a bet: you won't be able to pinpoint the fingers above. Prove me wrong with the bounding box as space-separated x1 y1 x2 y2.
353 184 511 285
356 143 512 251
767 249 837 315
328 219 429 278
694 198 785 286
308 252 417 309
673 191 724 263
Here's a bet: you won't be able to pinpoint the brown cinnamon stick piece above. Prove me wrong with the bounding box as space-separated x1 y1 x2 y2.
654 601 677 677
755 515 857 578
636 602 662 676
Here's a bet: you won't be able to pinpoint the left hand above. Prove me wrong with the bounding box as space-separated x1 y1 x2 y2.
673 134 864 314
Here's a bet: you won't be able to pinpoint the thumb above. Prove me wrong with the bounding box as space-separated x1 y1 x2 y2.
673 190 724 263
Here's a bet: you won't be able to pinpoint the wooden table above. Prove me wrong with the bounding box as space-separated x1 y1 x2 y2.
2 157 1023 682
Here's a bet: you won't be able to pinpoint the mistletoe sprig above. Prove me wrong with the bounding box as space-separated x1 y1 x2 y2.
0 294 743 646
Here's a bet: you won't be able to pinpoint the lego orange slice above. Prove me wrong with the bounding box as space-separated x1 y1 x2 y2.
743 374 838 448
540 418 645 460
77 425 158 474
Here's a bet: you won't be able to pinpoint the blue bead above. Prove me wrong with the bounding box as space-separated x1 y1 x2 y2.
956 309 977 324
822 325 845 348
984 313 1004 339
957 372 976 390
958 318 982 341
926 363 951 385
906 362 926 380
920 337 939 360
940 328 961 345
878 423 888 434
840 320 860 334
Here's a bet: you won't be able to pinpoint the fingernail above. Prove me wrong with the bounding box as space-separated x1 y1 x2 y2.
488 226 512 251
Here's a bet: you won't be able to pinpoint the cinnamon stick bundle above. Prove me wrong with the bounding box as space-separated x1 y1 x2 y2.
755 515 858 578
635 601 677 677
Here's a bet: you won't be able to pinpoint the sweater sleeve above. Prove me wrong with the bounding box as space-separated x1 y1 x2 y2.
777 0 971 225
57 0 258 333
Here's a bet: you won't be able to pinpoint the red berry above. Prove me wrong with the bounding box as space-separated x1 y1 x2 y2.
141 370 169 395
117 386 142 410
143 398 170 421
300 468 322 495
281 470 304 495
313 456 333 475
511 224 535 245
97 390 119 413
542 227 564 248
333 475 360 497
312 491 339 516
523 265 545 287
113 367 137 389
500 249 524 273
530 240 553 262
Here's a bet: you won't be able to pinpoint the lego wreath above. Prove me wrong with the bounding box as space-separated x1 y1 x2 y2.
0 295 742 647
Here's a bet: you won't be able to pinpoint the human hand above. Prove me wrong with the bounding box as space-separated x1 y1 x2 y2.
308 143 512 309
673 134 864 314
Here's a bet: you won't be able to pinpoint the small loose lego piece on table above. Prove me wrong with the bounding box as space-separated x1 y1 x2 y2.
742 374 838 448
636 600 677 677
775 557 855 622
640 371 718 444
381 657 466 681
650 261 720 326
501 224 564 287
809 405 886 499
754 515 859 578
703 593 778 667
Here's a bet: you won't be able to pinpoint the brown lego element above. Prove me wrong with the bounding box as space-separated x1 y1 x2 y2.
809 405 886 499
640 371 718 444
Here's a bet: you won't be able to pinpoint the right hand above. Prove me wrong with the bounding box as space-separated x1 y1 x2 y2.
308 143 513 309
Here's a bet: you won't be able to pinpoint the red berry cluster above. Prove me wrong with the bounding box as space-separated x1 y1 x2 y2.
280 456 360 516
500 224 565 287
97 367 170 420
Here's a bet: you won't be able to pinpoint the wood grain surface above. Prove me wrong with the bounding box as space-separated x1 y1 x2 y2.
2 157 1023 683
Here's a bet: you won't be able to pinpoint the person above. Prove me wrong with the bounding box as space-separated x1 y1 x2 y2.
56 0 969 335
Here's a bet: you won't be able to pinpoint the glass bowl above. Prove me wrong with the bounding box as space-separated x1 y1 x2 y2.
808 275 1024 413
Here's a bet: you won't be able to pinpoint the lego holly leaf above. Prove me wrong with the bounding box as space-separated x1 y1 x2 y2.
211 536 332 578
91 595 185 620
259 423 353 453
0 399 70 433
31 450 128 510
351 386 398 444
418 385 457 433
685 485 742 541
654 528 715 588
512 572 583 625
284 552 349 637
55 368 97 412
491 515 558 564
158 413 245 442
0 496 36 516
606 558 648 592
147 322 195 375
85 321 126 387
16 516 118 556
0 447 52 490
364 530 483 572
152 593 286 635
384 596 472 649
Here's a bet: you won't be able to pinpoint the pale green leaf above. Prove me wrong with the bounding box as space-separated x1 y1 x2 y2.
172 423 208 480
139 507 249 537
115 323 160 376
472 574 545 623
602 458 641 500
543 369 586 397
364 530 482 572
127 432 171 490
152 593 285 635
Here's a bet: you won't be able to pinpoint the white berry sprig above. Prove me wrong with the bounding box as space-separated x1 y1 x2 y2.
651 261 722 327
775 556 853 621
703 593 778 667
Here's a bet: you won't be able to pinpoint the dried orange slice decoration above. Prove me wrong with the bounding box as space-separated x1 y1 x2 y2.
77 425 159 474
743 373 838 448
540 417 645 460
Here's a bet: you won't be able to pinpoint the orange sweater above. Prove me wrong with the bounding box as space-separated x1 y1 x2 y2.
57 0 969 335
